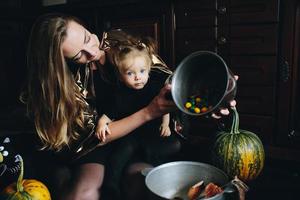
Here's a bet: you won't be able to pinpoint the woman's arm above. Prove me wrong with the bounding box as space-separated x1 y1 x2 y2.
102 84 176 143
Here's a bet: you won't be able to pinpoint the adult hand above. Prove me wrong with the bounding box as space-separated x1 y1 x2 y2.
211 100 237 119
145 84 177 119
211 75 239 119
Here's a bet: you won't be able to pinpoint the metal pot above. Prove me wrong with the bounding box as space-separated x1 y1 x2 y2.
143 161 237 200
170 51 237 116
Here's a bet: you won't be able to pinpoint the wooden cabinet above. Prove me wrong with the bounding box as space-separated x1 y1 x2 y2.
174 0 218 62
94 1 174 66
276 0 300 151
173 0 300 161
174 0 278 144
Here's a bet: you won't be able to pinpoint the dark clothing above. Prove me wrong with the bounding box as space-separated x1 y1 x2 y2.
94 68 181 200
54 64 110 165
95 68 169 136
94 68 177 161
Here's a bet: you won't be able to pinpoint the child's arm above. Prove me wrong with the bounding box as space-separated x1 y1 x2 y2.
159 113 171 137
95 114 112 142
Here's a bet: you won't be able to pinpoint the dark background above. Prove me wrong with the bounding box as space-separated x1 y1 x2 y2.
0 0 300 199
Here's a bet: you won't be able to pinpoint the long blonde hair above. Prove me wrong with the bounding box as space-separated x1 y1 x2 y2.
21 14 88 151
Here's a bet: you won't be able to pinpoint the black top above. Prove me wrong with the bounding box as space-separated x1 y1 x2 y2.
94 68 169 136
57 65 102 162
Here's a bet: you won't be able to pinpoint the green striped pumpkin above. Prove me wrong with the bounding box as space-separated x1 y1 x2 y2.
211 107 265 182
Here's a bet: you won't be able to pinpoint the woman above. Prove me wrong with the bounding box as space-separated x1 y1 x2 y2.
22 13 235 200
21 13 173 200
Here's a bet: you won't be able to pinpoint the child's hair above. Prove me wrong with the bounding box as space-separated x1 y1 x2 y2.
112 45 152 74
103 29 172 78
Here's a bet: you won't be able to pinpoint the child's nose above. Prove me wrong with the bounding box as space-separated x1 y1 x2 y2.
135 75 141 80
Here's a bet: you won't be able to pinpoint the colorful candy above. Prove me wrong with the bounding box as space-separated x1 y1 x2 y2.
185 102 192 109
194 107 201 113
184 95 211 114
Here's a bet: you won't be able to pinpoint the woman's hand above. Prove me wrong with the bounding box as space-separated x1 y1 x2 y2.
211 75 239 119
145 84 177 120
211 100 236 119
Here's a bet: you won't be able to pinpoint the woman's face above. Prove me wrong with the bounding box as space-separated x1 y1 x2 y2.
62 21 105 64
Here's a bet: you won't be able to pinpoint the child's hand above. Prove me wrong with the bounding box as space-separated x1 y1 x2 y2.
160 124 171 137
95 123 111 142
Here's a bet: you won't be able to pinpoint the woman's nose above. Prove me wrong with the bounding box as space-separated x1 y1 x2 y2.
83 47 97 61
86 48 97 57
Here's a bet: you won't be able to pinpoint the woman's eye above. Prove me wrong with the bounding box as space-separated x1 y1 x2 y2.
85 34 91 44
73 52 83 62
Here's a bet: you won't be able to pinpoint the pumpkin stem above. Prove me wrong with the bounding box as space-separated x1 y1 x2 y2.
16 156 24 192
231 107 240 134
230 108 236 134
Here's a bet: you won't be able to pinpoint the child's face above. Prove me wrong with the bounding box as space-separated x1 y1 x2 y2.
119 55 150 90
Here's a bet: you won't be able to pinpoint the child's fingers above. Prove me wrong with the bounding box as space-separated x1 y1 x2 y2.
167 130 171 136
160 129 164 137
165 128 171 137
160 128 170 137
95 132 101 140
105 126 111 135
95 127 101 140
100 130 106 142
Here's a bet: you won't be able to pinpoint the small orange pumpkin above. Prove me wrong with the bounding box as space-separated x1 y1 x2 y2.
1 157 51 200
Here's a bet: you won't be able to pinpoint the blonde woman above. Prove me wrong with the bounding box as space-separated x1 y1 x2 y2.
22 13 176 200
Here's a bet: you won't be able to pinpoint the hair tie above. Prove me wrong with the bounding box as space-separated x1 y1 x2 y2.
99 32 110 51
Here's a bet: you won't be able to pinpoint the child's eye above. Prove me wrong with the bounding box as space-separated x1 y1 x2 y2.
140 69 145 73
127 72 133 76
